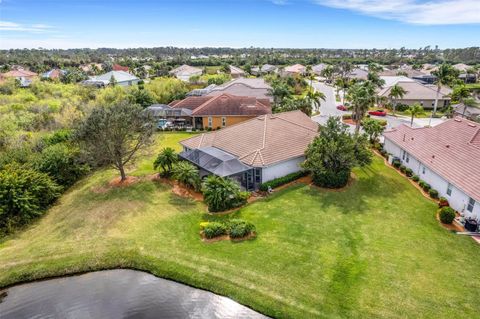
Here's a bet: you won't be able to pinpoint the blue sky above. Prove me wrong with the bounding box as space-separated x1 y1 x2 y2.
0 0 479 49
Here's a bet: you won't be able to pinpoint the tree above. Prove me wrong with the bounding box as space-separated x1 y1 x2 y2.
388 84 407 115
267 81 292 106
367 72 385 89
76 101 155 181
153 147 178 176
130 88 155 108
405 103 426 126
171 161 200 190
305 89 326 114
0 164 60 231
321 65 335 83
110 75 117 86
347 81 376 133
303 117 371 188
202 175 247 212
334 77 351 105
432 64 458 116
361 118 385 143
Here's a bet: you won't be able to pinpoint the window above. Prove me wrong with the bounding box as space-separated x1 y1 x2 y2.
467 198 475 213
402 150 406 160
405 152 410 163
208 117 212 128
446 183 452 196
221 117 226 127
422 165 426 174
255 168 262 184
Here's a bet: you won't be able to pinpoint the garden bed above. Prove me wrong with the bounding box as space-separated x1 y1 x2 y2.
200 232 257 243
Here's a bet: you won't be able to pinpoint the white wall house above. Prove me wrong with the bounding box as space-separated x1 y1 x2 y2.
383 119 480 221
262 156 304 183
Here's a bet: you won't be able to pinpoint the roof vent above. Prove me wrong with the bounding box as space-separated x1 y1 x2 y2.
446 144 450 148
468 123 476 127
454 118 462 122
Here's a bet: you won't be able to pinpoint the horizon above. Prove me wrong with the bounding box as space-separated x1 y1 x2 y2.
1 0 479 50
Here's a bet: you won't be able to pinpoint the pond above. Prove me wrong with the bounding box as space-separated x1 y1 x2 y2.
0 269 268 319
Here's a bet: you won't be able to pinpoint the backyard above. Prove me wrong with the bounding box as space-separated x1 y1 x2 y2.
0 133 479 318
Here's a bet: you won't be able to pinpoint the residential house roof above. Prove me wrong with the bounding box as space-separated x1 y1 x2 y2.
229 65 245 77
383 118 480 202
180 110 318 167
42 69 66 79
312 63 328 75
379 69 427 78
284 64 306 74
207 78 272 100
378 81 451 100
113 64 129 72
191 93 271 116
453 103 480 119
145 104 192 117
348 68 369 80
169 96 214 110
90 71 138 83
380 76 414 88
2 69 37 78
169 64 203 76
453 63 470 72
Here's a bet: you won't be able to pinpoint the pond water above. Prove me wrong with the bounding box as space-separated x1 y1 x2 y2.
0 269 268 319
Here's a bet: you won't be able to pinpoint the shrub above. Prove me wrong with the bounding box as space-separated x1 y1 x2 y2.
439 197 449 207
227 219 256 238
399 165 406 173
0 164 60 231
392 159 401 168
412 175 420 182
429 189 439 199
202 175 247 212
172 161 201 190
153 147 178 177
259 170 307 191
342 113 352 120
203 222 227 239
405 168 413 177
422 183 431 192
439 207 456 224
419 180 426 188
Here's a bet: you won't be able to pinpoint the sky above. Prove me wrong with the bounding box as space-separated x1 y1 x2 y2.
0 0 479 49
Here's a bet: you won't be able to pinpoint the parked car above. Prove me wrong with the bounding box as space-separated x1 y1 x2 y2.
368 109 387 116
336 105 348 111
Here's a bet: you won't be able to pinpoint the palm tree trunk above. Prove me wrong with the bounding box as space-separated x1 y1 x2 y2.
433 84 440 116
411 114 414 127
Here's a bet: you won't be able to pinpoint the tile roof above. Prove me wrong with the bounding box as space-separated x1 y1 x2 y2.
207 78 272 100
91 71 138 83
191 93 271 116
180 110 318 167
169 96 214 110
284 64 306 74
229 65 245 76
169 64 203 76
3 69 37 78
383 118 480 201
378 81 451 100
113 64 129 72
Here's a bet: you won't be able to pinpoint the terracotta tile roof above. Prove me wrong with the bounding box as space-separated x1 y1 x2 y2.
207 78 272 100
169 96 214 110
284 64 306 74
3 69 37 78
180 110 318 167
169 64 203 76
383 118 480 201
191 93 271 116
113 64 129 72
229 65 245 76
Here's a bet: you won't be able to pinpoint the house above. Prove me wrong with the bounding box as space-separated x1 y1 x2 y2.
251 64 277 75
144 104 193 129
312 63 328 76
112 64 129 72
383 118 480 221
459 73 477 84
380 68 428 79
171 93 271 129
42 69 66 80
206 78 272 101
79 63 103 74
86 70 139 87
347 68 369 81
453 103 480 121
411 74 437 84
453 63 470 73
283 64 306 76
169 64 203 82
1 68 37 87
228 65 245 78
377 81 451 109
179 110 318 190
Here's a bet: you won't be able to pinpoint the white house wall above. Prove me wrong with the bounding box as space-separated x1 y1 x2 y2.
262 157 304 183
384 139 480 220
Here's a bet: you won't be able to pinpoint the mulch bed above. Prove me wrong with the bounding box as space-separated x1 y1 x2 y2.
436 212 464 232
91 176 141 193
200 232 257 243
343 119 359 126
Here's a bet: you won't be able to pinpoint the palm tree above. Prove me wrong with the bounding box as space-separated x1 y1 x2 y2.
347 81 376 133
202 175 242 212
267 81 292 107
335 77 351 105
305 89 326 114
172 161 200 190
388 84 407 115
367 72 385 89
153 147 178 176
432 64 458 116
405 103 425 127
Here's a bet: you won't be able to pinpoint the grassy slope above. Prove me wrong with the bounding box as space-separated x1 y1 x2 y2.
1 133 480 318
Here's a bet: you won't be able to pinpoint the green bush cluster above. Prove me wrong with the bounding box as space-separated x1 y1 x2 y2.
429 189 439 199
405 168 413 177
439 197 449 207
201 219 256 239
412 175 420 182
392 159 401 168
399 165 406 173
419 180 431 192
439 207 456 224
259 171 307 192
202 175 249 212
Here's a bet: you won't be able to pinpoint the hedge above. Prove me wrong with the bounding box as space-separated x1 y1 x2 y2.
201 219 255 239
412 175 420 182
392 159 401 168
439 207 456 224
429 189 439 199
259 170 308 192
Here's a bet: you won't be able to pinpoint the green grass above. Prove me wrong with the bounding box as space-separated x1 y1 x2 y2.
1 134 480 318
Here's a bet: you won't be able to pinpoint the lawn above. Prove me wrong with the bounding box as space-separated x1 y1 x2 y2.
1 133 480 318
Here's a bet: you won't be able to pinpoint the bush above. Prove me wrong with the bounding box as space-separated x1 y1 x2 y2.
405 168 413 177
422 182 431 192
412 175 419 182
342 113 352 120
227 219 256 238
429 189 439 199
419 180 426 188
203 222 227 239
202 175 248 212
399 165 406 173
0 164 60 231
392 159 401 168
172 161 200 190
439 197 449 207
439 207 456 224
259 170 307 191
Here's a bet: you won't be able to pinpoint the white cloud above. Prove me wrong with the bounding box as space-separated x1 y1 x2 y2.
269 0 289 5
314 0 480 25
0 20 55 33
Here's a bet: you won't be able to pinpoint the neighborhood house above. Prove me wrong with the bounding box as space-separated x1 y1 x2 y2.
206 78 273 101
169 64 203 82
378 80 451 108
179 110 318 190
383 118 480 221
86 70 139 87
